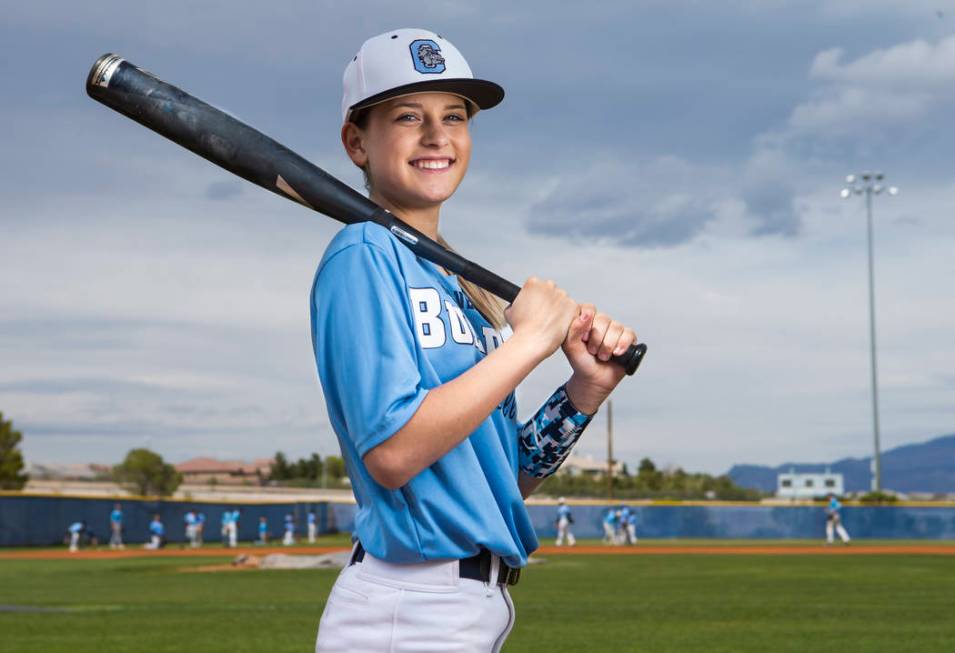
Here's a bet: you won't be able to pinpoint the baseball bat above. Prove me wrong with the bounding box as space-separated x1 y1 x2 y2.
85 54 647 374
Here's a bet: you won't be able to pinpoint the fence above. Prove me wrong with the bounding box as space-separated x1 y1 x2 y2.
3 494 955 546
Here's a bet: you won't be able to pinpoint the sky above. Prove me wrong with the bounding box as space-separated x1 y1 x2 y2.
2 1 954 475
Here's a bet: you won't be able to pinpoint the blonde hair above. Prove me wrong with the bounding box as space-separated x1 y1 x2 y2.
349 106 508 331
435 234 507 330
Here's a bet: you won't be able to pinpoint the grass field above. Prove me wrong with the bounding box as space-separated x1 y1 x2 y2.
2 544 954 652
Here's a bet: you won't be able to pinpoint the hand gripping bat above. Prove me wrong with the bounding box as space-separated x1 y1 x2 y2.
86 54 647 374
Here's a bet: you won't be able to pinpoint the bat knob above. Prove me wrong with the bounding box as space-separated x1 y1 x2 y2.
616 343 648 376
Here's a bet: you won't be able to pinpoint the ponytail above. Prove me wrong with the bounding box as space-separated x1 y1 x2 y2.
436 234 507 330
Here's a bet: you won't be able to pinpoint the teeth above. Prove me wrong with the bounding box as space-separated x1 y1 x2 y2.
413 159 451 170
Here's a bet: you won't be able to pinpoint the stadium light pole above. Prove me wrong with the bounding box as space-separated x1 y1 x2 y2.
840 171 899 493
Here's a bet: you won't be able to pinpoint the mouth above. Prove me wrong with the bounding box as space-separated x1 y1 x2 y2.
409 157 455 172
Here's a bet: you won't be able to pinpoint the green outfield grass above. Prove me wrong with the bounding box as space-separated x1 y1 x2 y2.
1 550 953 652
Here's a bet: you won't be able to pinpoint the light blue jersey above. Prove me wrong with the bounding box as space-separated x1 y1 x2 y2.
828 497 842 514
110 509 122 525
185 512 197 525
604 511 618 526
311 222 535 567
557 505 571 520
149 519 164 536
68 522 83 533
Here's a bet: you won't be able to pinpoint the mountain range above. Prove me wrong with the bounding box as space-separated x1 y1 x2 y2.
727 433 955 494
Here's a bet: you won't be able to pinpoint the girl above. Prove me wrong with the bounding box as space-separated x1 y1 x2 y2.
312 28 638 652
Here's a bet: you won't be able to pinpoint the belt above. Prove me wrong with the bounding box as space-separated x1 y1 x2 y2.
349 542 521 586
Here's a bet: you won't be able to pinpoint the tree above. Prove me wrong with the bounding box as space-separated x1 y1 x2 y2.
112 448 181 496
0 412 28 490
324 455 346 480
270 451 292 481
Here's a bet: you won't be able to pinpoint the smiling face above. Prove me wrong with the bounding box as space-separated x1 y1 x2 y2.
342 92 472 212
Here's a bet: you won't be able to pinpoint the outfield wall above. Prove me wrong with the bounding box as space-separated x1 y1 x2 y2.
330 502 955 541
3 495 955 546
0 494 329 547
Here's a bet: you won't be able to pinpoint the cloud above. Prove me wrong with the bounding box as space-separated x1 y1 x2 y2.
526 156 725 248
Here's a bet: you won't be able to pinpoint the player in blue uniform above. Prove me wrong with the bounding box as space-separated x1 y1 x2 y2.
311 28 638 652
825 494 851 545
554 498 576 546
146 514 164 549
282 513 295 546
109 503 124 550
257 516 269 545
603 509 619 544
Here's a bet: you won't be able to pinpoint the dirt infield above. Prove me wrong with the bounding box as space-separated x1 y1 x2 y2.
2 543 954 560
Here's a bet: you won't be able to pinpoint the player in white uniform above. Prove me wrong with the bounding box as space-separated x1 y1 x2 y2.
282 513 295 546
67 521 85 552
825 494 851 545
554 498 576 546
184 510 198 548
311 28 638 652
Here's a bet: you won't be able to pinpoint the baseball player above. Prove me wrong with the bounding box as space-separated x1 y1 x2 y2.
825 494 851 545
554 498 576 546
282 513 295 546
229 509 240 548
67 520 86 552
307 510 317 543
625 509 639 545
109 503 125 549
220 510 231 546
603 508 618 544
145 514 164 549
311 28 638 652
257 516 269 545
184 510 198 548
195 511 206 546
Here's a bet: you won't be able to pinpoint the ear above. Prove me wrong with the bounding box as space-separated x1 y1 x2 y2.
341 122 369 168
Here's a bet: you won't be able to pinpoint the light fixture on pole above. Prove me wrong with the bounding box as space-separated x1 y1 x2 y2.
840 171 898 492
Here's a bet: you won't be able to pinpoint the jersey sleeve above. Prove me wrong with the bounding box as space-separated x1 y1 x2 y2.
312 242 429 458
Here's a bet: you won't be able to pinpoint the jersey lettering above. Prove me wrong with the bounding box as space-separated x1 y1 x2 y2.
444 300 476 345
409 287 446 348
483 327 503 353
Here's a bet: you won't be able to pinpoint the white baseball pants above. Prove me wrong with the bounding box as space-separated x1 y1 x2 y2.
555 517 576 546
315 548 515 653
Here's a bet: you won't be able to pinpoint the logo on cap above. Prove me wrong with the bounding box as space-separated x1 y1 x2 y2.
409 39 446 74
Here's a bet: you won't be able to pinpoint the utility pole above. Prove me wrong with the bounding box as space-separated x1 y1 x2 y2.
841 172 898 492
606 400 614 499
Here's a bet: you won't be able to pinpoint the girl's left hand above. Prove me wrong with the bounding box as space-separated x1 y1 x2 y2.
561 304 638 413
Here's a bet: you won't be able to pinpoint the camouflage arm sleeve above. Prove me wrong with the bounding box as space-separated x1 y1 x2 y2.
518 385 594 478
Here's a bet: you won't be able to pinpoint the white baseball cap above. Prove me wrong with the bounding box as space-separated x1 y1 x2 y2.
341 28 504 123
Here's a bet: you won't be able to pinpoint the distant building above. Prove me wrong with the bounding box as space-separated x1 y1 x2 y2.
557 454 625 478
777 468 844 499
26 462 112 481
175 457 274 486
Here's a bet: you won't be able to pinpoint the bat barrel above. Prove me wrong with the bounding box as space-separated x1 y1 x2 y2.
86 53 379 223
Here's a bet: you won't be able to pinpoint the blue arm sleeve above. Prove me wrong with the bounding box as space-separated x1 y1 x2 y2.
518 385 594 478
312 242 429 458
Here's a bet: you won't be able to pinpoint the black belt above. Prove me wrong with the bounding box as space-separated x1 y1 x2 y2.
349 542 520 586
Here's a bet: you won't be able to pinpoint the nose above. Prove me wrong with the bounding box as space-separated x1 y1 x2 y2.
420 116 449 148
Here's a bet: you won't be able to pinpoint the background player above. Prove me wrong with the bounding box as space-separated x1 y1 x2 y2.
109 503 124 550
307 510 317 543
555 498 576 546
825 494 851 545
145 514 164 549
67 520 86 552
282 513 295 546
257 516 269 545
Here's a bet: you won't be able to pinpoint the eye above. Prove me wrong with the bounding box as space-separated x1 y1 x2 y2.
445 113 466 122
396 113 419 123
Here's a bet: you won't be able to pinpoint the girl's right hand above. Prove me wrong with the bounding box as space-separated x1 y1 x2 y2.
505 277 579 359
